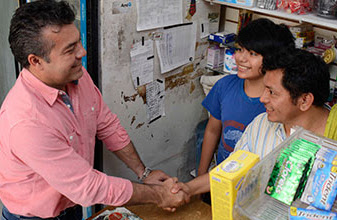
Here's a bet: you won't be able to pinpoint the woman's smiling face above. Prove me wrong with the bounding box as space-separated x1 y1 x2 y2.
234 45 263 81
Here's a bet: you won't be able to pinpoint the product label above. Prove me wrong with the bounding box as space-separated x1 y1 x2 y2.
301 160 337 211
223 48 237 74
289 206 337 220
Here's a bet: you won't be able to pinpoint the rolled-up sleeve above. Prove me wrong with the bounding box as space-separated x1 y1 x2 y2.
94 86 131 151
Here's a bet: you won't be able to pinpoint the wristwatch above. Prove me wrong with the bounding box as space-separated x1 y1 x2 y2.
138 167 152 182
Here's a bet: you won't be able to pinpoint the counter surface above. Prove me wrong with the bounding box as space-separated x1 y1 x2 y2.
87 198 212 220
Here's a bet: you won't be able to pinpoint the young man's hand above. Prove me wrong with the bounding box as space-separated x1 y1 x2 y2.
154 177 191 212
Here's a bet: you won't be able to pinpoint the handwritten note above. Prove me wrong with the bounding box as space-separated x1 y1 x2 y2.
146 79 165 123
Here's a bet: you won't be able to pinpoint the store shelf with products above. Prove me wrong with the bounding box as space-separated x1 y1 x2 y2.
205 0 337 30
206 34 237 75
208 33 236 45
206 44 237 75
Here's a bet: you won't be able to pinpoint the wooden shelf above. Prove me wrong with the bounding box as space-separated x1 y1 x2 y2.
205 0 337 30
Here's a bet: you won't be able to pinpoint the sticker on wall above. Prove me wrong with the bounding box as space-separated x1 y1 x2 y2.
150 32 163 41
112 1 132 14
146 79 165 124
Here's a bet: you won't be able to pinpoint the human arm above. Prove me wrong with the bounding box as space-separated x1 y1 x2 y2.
10 121 181 210
126 177 190 212
10 121 135 207
113 141 170 184
198 76 226 176
186 173 210 195
197 115 221 176
170 173 210 196
92 78 170 184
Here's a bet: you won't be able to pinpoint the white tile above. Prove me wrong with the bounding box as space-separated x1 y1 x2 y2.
224 21 238 34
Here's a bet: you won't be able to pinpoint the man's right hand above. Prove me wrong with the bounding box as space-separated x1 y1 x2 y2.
153 177 191 212
126 178 191 212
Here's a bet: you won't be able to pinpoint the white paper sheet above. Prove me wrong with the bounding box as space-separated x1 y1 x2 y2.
200 19 210 39
146 79 165 123
135 0 183 31
130 39 154 88
155 23 197 74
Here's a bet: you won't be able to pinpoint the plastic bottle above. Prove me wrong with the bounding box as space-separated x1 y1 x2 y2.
223 48 237 74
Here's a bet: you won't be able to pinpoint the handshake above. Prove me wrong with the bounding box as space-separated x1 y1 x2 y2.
152 177 192 212
129 170 210 212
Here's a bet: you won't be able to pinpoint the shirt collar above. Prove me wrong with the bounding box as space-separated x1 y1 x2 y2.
21 68 77 106
275 123 286 140
266 117 286 141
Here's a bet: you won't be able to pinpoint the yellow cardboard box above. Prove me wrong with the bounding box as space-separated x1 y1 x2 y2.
210 150 259 220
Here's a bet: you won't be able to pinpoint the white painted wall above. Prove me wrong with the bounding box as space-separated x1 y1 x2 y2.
99 0 220 182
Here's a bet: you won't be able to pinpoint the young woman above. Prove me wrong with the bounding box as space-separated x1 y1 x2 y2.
197 18 295 176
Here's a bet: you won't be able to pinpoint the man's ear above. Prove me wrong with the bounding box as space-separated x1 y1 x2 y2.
27 54 43 70
298 93 314 111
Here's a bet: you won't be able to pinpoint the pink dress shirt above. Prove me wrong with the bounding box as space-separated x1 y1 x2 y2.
0 67 133 218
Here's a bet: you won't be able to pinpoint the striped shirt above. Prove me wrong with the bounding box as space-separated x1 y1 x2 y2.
234 112 287 159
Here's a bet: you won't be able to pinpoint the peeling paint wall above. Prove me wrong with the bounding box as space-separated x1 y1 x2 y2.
99 0 220 182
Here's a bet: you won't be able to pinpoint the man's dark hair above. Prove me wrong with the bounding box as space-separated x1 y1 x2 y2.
236 18 295 58
262 48 330 107
9 0 75 68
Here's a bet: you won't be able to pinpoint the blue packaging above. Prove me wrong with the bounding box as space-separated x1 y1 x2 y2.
208 33 236 45
289 206 337 220
223 48 237 74
301 160 337 211
316 147 337 164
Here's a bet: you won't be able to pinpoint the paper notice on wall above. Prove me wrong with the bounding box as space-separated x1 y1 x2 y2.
112 1 132 14
146 79 165 123
135 0 183 31
130 39 154 88
155 23 197 74
200 19 210 39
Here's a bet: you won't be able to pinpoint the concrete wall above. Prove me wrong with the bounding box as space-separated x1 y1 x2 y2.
0 0 17 105
99 0 220 182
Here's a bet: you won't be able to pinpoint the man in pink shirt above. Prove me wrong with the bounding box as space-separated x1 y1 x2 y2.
0 1 190 219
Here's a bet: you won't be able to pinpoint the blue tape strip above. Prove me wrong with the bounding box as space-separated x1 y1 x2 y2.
80 0 87 69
